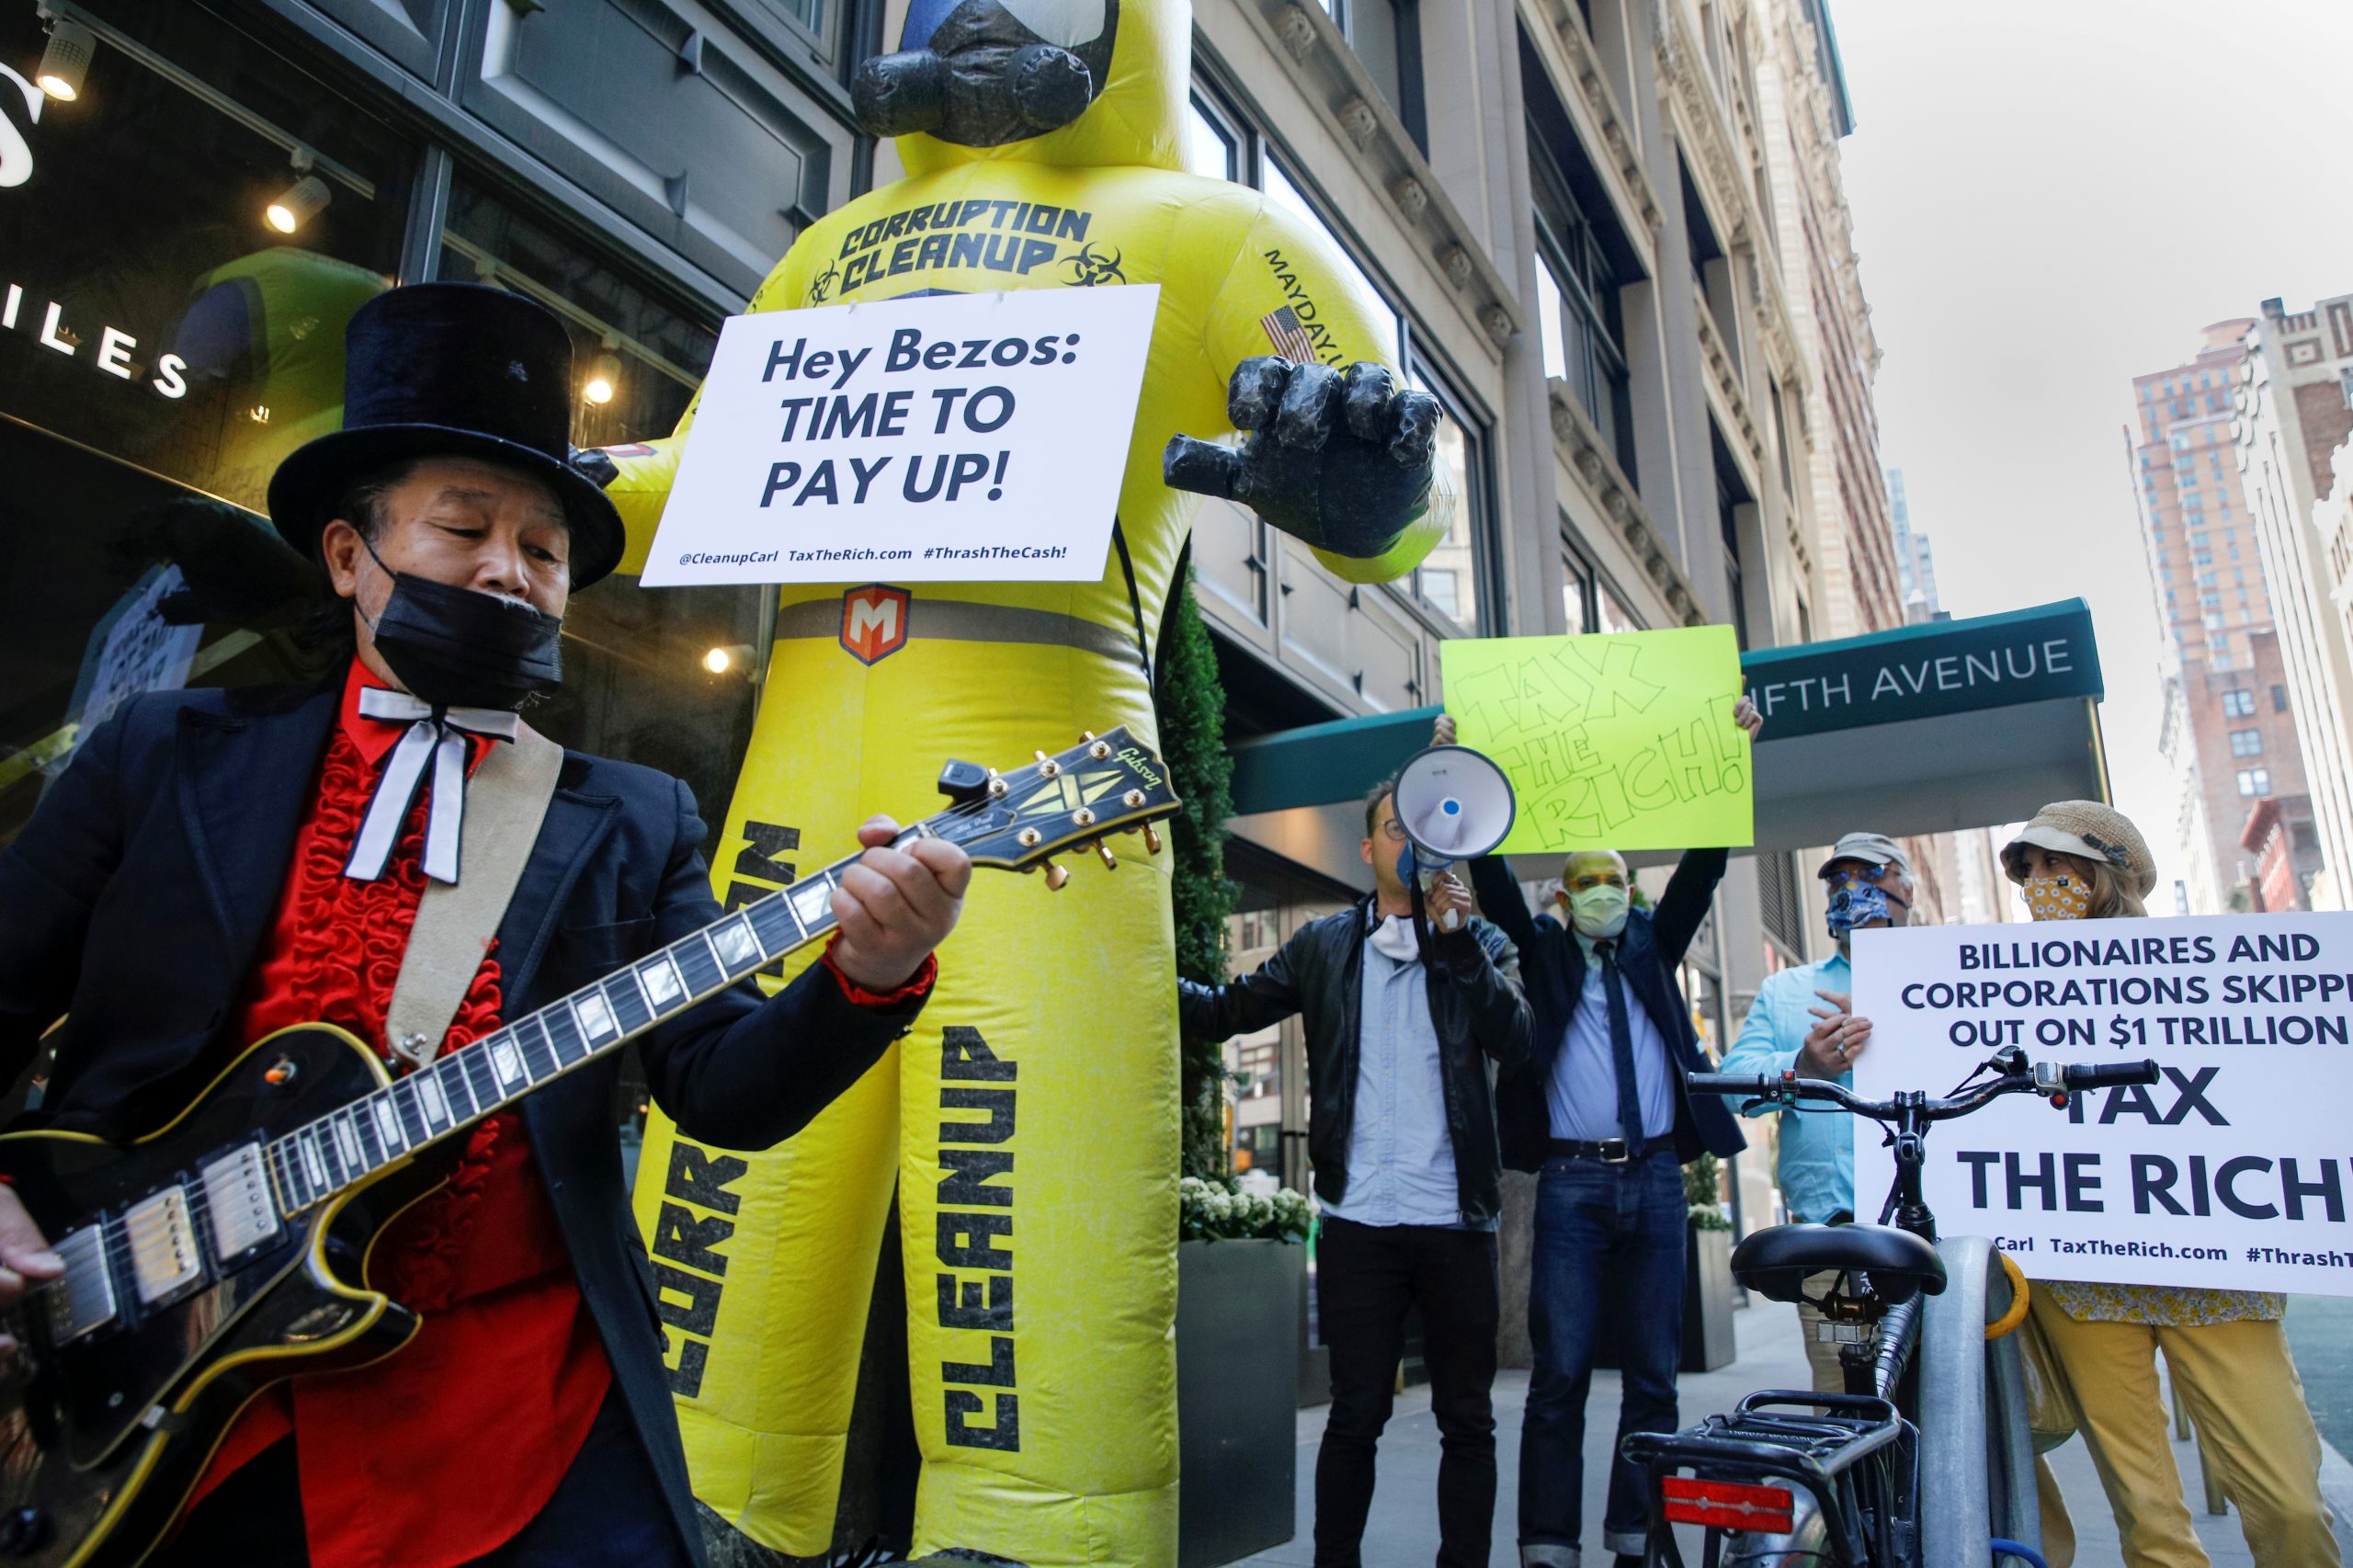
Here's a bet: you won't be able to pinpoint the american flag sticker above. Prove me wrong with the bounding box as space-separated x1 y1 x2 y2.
1259 306 1318 364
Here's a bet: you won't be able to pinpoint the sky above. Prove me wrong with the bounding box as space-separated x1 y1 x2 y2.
1827 0 2353 868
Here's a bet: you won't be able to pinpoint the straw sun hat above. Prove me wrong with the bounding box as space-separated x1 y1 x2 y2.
1999 801 2158 900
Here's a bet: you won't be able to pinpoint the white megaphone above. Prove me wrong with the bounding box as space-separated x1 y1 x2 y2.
1392 744 1518 933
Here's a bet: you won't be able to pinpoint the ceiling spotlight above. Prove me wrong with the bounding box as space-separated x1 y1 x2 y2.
584 338 621 406
266 174 332 234
36 18 95 102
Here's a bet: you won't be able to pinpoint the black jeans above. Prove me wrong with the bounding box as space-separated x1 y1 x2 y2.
1520 1150 1687 1561
1313 1215 1500 1568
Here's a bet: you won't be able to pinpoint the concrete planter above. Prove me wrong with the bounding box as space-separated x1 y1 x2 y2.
1176 1238 1303 1568
1683 1225 1737 1372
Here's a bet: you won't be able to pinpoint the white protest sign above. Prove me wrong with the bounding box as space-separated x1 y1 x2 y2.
1852 913 2353 1297
642 285 1160 585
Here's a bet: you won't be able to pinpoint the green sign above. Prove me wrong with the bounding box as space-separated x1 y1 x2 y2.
1440 626 1754 854
1740 598 2102 740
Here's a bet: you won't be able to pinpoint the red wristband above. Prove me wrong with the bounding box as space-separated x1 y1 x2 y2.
822 939 938 1008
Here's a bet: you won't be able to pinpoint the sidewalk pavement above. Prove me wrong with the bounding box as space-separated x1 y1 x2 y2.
1238 1297 2353 1566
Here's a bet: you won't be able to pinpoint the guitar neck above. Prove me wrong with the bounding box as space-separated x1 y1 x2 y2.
263 830 922 1213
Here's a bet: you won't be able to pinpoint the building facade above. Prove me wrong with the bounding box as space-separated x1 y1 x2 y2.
2131 321 2319 912
1885 466 1939 624
2237 296 2353 909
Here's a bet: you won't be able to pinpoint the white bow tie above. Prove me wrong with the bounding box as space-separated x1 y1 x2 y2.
346 687 521 884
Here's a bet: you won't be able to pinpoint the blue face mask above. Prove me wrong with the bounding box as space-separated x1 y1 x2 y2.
1826 883 1893 939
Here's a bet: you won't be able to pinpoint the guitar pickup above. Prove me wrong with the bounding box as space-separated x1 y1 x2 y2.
122 1187 203 1308
200 1144 281 1259
45 1225 116 1343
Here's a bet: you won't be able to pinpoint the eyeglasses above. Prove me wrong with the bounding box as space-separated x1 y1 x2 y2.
1378 819 1408 843
1822 863 1899 890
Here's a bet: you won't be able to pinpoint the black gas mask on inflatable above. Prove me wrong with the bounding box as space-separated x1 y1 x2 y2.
853 0 1119 144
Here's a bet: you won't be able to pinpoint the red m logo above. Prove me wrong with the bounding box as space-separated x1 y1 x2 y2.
839 584 910 665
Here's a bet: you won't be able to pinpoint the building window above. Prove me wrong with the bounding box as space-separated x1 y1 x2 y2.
2237 767 2272 798
2230 729 2263 756
0 5 417 848
2222 688 2256 717
1598 578 1644 635
2273 684 2291 712
1713 425 1752 647
1317 0 1426 151
1195 81 1495 635
1520 27 1640 481
1407 359 1490 634
1563 542 1597 633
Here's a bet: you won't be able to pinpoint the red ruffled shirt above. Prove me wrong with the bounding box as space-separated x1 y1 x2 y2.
188 663 609 1567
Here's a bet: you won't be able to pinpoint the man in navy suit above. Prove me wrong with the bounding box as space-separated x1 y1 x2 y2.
1445 704 1756 1568
0 284 968 1566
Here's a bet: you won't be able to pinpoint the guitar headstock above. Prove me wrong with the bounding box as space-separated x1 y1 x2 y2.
926 728 1183 885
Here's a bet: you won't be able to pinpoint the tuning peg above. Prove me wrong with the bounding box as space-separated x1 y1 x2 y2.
1093 840 1118 871
1081 730 1097 742
1042 861 1070 891
1142 823 1163 856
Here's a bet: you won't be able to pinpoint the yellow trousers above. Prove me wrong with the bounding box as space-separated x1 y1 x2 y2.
2030 1295 2339 1568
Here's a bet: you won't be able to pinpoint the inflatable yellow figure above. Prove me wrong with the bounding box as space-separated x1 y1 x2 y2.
617 3 1445 1561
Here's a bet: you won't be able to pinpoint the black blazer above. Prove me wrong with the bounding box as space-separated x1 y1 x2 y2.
0 683 924 1563
1467 850 1746 1169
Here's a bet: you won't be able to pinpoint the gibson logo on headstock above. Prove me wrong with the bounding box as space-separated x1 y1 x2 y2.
1115 745 1165 790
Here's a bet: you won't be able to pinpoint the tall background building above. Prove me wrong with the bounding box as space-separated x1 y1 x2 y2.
2237 296 2353 909
1886 467 1942 624
2131 321 2320 913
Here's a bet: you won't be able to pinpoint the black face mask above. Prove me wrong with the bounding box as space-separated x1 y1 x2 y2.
359 539 564 711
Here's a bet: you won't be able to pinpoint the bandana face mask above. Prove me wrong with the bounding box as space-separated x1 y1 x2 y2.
2022 873 2093 923
1825 883 1895 940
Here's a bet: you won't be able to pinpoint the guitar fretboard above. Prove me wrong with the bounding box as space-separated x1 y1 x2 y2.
262 831 920 1213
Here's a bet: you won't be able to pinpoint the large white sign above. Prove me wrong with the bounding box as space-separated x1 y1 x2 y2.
1851 914 2353 1297
642 286 1159 585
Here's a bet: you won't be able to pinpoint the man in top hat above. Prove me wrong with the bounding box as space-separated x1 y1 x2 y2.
0 282 971 1566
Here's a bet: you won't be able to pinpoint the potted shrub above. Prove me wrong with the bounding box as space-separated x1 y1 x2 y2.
1176 1177 1312 1568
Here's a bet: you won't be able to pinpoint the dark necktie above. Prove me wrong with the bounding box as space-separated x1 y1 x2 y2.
1596 938 1646 1157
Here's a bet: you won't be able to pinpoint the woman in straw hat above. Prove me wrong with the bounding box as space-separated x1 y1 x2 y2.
2004 801 2337 1568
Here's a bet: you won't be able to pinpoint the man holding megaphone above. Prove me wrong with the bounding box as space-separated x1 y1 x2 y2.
1178 771 1531 1568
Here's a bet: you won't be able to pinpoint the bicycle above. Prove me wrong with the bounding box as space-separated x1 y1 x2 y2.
1620 1044 2159 1568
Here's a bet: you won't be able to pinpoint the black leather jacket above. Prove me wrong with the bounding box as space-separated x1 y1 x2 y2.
1177 898 1530 1226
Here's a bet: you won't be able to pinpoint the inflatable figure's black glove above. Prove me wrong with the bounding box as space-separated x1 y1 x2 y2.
1163 358 1439 560
108 494 323 630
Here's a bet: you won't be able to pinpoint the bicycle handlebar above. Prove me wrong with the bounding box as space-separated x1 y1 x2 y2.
1686 1057 2159 1123
2061 1060 2163 1090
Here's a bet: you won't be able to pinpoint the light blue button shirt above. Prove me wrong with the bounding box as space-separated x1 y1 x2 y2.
1719 951 1854 1223
1550 930 1677 1142
1325 937 1473 1228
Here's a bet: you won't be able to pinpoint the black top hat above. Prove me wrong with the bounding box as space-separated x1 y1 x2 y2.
267 282 627 587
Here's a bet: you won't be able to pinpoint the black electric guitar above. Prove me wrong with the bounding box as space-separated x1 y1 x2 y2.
0 729 1178 1567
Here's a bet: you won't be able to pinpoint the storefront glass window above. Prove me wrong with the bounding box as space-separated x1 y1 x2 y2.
437 183 760 856
0 6 415 845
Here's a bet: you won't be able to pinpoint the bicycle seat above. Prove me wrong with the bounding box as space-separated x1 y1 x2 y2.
1731 1223 1948 1304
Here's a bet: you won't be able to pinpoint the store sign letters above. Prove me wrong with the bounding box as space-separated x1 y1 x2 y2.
642 286 1159 585
1853 914 2353 1297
